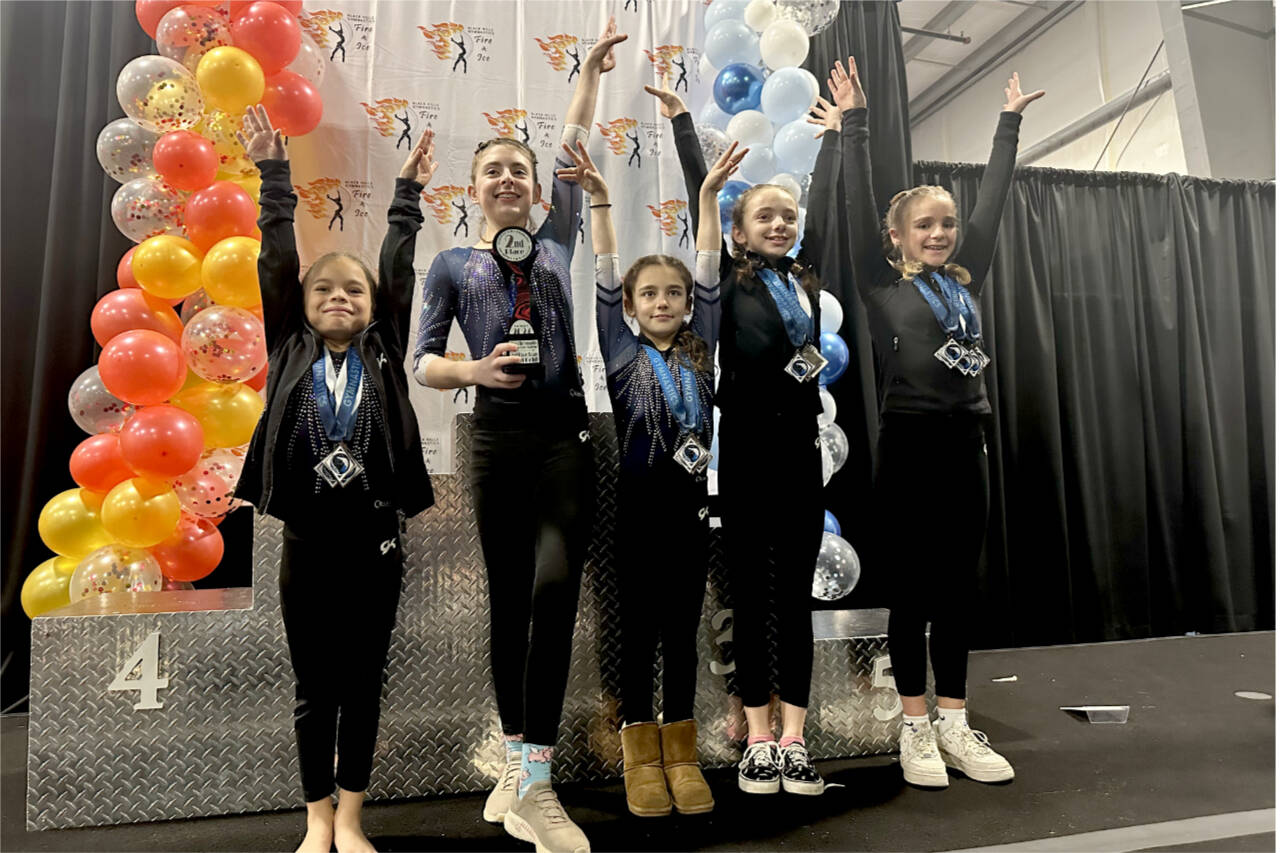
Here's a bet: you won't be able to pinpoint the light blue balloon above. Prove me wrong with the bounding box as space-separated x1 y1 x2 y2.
823 511 841 536
738 145 776 184
718 179 751 230
773 117 822 175
760 67 817 125
713 63 765 115
705 0 752 30
818 331 849 385
705 20 761 69
699 98 732 132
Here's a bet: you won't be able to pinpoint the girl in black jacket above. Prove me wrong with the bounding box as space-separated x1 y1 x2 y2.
233 105 435 852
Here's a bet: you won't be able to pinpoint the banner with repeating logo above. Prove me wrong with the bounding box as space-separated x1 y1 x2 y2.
288 1 708 473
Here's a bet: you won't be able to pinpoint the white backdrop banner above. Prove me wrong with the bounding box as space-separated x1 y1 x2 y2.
286 1 710 473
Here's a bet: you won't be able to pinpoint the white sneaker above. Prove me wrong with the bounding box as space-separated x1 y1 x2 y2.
482 752 522 823
898 721 949 787
503 780 590 853
935 720 1015 783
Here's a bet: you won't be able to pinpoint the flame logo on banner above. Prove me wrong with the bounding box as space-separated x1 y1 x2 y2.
422 185 467 224
359 98 410 137
535 34 578 71
418 23 465 60
296 178 343 219
300 11 343 47
646 199 687 236
483 109 529 140
643 45 684 79
596 118 639 156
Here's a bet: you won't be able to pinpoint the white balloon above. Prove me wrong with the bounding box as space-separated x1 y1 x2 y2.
738 145 777 184
760 18 810 70
818 387 837 426
706 0 753 30
700 51 718 78
699 98 732 131
745 0 779 31
819 290 844 333
705 20 762 68
769 172 803 201
760 66 818 124
726 109 774 148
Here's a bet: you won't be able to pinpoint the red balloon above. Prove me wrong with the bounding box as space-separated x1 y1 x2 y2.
120 405 206 479
152 131 219 192
98 330 188 406
185 181 259 253
117 246 139 289
150 514 224 582
244 361 268 392
230 0 301 18
136 0 185 37
230 2 301 76
91 289 185 347
260 70 323 137
69 434 137 493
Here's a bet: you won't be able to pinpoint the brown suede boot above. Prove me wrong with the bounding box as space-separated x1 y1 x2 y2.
660 719 715 814
620 722 672 817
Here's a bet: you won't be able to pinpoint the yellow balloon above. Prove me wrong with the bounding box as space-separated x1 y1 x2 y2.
198 110 256 177
173 381 265 448
101 478 182 548
202 236 261 307
21 556 79 618
38 488 114 559
196 47 265 116
133 235 205 300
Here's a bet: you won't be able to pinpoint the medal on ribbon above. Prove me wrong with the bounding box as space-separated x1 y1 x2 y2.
313 350 364 488
915 271 989 376
758 267 827 383
643 345 709 475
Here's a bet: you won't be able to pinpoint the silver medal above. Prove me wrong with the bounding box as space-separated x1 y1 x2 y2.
316 442 363 488
674 433 710 475
785 343 828 383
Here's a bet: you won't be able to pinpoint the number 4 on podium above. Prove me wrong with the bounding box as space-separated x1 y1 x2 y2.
107 631 170 710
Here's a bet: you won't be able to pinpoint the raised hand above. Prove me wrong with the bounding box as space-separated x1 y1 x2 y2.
585 15 628 74
642 72 688 119
701 141 748 196
806 96 841 138
1003 72 1045 114
555 141 608 198
829 56 866 112
399 128 438 185
235 104 286 162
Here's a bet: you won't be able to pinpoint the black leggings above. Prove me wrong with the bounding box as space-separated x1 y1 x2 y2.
718 412 824 709
280 515 402 802
469 421 594 745
875 413 989 699
616 468 709 724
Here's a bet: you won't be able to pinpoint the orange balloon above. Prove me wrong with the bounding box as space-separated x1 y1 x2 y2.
132 234 205 300
150 514 224 581
90 289 185 346
172 381 265 448
201 236 261 307
102 477 182 548
97 329 188 406
69 433 137 493
185 181 258 253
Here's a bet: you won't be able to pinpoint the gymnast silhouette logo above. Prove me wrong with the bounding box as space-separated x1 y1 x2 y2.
295 178 348 232
535 34 582 84
418 23 469 74
421 185 473 239
359 97 415 150
482 108 531 146
624 0 639 10
596 117 643 169
644 45 689 93
647 199 690 248
299 11 347 62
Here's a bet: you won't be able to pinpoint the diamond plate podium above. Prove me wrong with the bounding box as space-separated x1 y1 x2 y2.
27 415 908 830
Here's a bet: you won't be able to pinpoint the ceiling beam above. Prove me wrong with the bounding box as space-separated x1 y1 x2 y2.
902 1 977 63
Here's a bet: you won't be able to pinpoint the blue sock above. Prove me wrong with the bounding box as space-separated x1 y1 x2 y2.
518 742 554 798
503 733 524 761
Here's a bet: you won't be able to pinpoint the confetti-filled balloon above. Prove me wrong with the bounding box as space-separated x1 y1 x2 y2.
116 54 205 133
172 449 245 518
195 110 256 177
96 119 161 183
156 4 234 73
110 178 186 243
777 0 841 36
812 532 860 600
67 365 136 435
182 305 268 383
69 545 164 602
695 124 731 171
287 31 326 88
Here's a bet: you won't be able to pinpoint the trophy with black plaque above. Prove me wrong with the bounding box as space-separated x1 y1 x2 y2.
492 226 543 380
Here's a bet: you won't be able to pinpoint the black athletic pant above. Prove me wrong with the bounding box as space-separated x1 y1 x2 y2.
875 412 989 699
469 420 594 746
616 466 710 724
718 410 825 709
280 513 403 802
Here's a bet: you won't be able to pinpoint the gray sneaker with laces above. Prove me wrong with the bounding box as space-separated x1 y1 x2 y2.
483 752 522 823
503 780 590 853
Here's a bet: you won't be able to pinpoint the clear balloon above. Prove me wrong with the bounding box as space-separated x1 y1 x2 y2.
713 62 765 115
738 145 777 184
180 289 214 323
705 0 752 30
817 331 849 385
695 125 731 174
195 110 256 177
726 109 774 148
172 449 245 518
773 117 823 175
717 180 751 230
760 67 818 125
96 119 161 183
287 31 326 87
110 178 186 243
812 532 860 601
69 545 164 602
68 365 136 435
705 20 761 69
777 0 841 36
819 289 844 334
818 386 837 426
698 98 732 132
21 556 79 618
116 55 205 133
760 18 810 70
745 0 779 31
156 4 234 73
819 421 849 474
182 305 268 383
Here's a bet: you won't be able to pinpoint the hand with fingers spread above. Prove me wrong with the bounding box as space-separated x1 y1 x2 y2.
586 15 628 74
555 141 608 199
701 141 748 197
236 104 286 162
472 342 527 389
829 56 866 112
643 72 688 119
1002 72 1045 114
399 127 439 185
806 96 842 138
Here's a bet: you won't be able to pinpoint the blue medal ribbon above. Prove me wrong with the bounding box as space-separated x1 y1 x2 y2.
912 271 982 343
312 350 363 442
757 267 814 348
642 345 703 435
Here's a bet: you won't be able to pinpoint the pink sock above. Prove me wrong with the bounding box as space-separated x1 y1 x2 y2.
780 735 805 748
747 734 775 746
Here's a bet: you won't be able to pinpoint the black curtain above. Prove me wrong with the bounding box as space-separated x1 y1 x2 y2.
0 1 253 714
912 162 1275 645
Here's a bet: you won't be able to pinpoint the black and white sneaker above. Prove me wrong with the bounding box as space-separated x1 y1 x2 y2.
780 743 824 795
737 741 782 794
